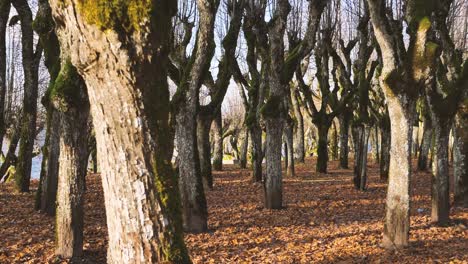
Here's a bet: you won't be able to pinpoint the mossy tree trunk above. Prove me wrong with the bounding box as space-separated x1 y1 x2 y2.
425 0 468 222
53 59 89 259
12 0 42 192
368 0 438 249
49 0 190 262
330 121 338 161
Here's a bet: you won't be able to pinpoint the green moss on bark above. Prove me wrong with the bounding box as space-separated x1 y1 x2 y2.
50 59 87 112
75 0 152 33
261 96 282 118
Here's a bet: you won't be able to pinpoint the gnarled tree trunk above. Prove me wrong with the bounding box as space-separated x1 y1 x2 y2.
49 1 190 262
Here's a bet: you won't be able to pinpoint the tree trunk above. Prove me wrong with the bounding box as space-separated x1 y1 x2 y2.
0 1 10 152
250 126 263 182
40 110 60 215
431 119 451 225
418 113 433 171
381 96 414 249
13 0 40 192
316 122 330 173
330 122 338 161
239 128 249 169
285 120 295 177
354 125 370 190
374 126 380 164
197 112 213 190
339 113 350 169
264 118 283 209
453 109 467 207
212 110 223 171
176 108 208 232
55 93 89 259
291 89 305 163
49 1 190 262
380 123 390 180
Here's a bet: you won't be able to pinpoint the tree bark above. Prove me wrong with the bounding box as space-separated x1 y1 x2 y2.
0 0 10 152
239 128 249 169
40 110 60 215
354 125 370 190
380 118 390 180
316 121 330 173
330 121 338 161
197 112 213 190
291 89 305 163
374 126 380 164
212 110 223 171
49 1 190 262
453 109 468 207
285 119 295 177
430 118 452 225
339 113 351 169
12 0 41 192
250 126 263 182
54 62 89 258
418 111 433 171
381 96 414 248
264 118 284 209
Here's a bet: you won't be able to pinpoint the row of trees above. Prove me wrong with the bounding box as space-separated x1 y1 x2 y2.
0 0 466 262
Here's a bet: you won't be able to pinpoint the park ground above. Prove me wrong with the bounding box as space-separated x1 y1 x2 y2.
0 158 467 263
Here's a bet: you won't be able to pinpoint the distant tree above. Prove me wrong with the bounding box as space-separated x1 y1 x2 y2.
11 0 42 192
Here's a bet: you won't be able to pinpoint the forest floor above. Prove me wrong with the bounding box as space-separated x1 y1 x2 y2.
0 158 467 263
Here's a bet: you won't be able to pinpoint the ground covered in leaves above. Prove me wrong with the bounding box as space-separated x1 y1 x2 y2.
0 159 467 263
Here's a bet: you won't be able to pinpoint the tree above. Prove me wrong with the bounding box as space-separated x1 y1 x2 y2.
170 0 220 233
367 0 438 248
425 0 468 225
196 0 243 189
49 0 190 262
33 0 61 215
11 0 42 192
